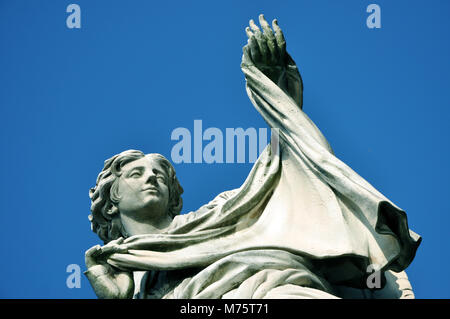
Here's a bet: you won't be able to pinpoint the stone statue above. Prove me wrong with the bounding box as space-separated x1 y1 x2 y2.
84 15 421 299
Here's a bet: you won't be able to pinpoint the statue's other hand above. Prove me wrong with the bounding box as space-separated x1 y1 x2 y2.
243 14 286 82
84 238 134 299
85 237 128 268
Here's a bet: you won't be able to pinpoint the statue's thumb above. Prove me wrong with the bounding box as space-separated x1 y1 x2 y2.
241 46 254 67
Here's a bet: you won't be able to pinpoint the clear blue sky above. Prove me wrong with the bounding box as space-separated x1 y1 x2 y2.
0 0 449 298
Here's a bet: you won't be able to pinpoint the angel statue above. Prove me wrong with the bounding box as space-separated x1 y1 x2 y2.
84 15 421 299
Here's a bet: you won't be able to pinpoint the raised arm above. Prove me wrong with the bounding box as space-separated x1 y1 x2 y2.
243 15 303 109
241 15 333 153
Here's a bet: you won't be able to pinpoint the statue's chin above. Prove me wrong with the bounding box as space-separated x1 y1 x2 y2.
128 200 169 222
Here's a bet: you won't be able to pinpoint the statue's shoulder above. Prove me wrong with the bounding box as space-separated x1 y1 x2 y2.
169 188 240 230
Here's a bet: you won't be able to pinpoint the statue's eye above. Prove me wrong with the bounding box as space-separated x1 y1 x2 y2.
129 171 141 178
157 175 166 183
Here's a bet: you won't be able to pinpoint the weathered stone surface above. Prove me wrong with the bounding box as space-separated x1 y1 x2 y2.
84 15 420 299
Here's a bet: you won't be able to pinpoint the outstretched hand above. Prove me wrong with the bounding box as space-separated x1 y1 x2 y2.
243 14 287 82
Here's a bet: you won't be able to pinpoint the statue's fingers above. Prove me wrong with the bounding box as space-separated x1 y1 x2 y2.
256 33 270 64
115 246 128 254
85 245 101 257
105 238 123 247
245 27 254 39
249 19 269 64
100 244 121 255
272 19 286 55
108 245 128 254
259 14 278 64
248 35 262 64
249 19 260 32
99 245 113 255
111 237 124 244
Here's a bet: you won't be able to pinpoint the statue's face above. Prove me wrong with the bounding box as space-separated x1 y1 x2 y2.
115 155 170 220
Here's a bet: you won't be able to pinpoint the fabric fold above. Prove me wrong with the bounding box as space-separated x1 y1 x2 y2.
106 52 421 295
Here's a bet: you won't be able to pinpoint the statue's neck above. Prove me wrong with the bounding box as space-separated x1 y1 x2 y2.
120 212 173 236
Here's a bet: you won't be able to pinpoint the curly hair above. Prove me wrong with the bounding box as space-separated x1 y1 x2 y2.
88 150 184 244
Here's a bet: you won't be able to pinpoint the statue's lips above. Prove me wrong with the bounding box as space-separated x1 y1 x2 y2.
141 186 159 193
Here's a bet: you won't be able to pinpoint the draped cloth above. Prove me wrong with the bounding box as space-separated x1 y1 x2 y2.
107 51 421 298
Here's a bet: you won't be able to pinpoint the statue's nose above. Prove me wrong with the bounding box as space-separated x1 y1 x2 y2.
146 172 157 184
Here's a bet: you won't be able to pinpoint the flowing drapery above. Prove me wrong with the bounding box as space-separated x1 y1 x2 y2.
106 51 421 298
